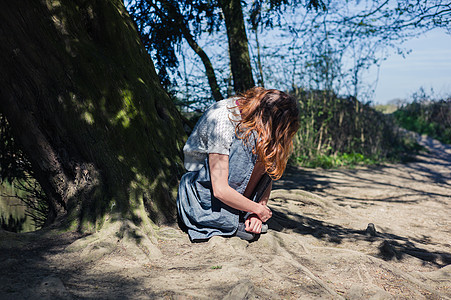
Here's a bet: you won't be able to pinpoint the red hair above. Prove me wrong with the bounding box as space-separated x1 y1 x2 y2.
232 87 299 180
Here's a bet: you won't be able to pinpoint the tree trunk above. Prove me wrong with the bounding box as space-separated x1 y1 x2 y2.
254 27 265 87
219 0 255 93
0 0 185 231
182 29 224 101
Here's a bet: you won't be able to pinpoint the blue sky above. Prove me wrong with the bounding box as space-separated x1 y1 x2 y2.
370 29 451 104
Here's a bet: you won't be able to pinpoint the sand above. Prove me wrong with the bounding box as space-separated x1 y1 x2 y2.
0 134 450 299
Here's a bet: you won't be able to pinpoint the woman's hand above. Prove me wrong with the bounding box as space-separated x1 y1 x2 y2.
245 214 263 233
255 204 272 223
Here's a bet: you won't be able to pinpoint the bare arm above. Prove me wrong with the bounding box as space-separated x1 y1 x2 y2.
244 181 273 233
258 180 272 206
209 153 272 223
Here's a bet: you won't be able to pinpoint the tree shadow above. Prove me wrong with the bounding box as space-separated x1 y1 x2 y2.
268 208 451 267
272 145 451 267
277 157 450 207
0 230 161 299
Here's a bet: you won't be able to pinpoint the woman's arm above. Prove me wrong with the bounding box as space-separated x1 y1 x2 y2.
245 181 273 233
209 153 272 223
258 180 272 206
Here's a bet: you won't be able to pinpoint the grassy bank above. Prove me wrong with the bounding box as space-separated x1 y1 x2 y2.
290 89 419 168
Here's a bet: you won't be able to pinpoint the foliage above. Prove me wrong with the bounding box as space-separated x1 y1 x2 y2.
0 115 30 182
126 0 222 96
291 89 418 168
0 114 48 229
126 0 329 105
0 181 44 233
393 98 451 145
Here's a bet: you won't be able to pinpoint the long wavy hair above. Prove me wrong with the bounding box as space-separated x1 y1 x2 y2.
232 87 299 180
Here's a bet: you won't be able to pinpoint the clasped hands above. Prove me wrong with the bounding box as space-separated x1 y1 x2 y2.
245 203 272 234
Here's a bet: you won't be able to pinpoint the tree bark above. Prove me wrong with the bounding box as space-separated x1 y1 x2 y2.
219 0 255 93
0 0 185 230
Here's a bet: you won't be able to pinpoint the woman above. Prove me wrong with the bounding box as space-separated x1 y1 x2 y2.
177 87 299 241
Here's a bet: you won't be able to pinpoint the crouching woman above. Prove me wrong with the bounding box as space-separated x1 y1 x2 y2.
177 87 299 242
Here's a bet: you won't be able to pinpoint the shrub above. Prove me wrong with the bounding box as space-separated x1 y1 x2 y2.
393 99 451 144
290 89 418 168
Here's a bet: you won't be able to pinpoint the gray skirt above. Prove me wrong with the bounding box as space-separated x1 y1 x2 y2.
177 137 271 242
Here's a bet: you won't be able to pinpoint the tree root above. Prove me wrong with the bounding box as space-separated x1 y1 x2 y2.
65 218 162 263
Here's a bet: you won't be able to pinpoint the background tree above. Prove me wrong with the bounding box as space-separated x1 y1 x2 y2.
218 0 256 93
127 0 256 99
126 0 326 105
127 0 224 101
0 0 185 233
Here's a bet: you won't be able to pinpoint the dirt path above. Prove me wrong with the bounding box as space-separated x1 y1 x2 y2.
1 135 450 299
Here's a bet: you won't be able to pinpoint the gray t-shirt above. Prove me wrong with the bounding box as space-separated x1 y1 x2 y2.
183 98 241 171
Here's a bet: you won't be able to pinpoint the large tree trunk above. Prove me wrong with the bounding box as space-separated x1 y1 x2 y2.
219 0 255 93
0 0 185 231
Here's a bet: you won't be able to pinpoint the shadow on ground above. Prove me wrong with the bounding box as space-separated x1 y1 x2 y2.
267 208 451 267
271 137 451 268
0 230 161 299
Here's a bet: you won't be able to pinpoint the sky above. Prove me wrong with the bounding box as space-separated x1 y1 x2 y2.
369 29 451 104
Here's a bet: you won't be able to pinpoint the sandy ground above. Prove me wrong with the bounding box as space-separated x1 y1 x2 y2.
1 135 450 299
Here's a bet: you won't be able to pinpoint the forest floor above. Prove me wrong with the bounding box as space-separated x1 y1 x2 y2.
0 134 450 300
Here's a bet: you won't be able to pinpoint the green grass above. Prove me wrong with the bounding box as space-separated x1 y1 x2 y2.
295 152 382 169
393 100 450 145
210 265 222 270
